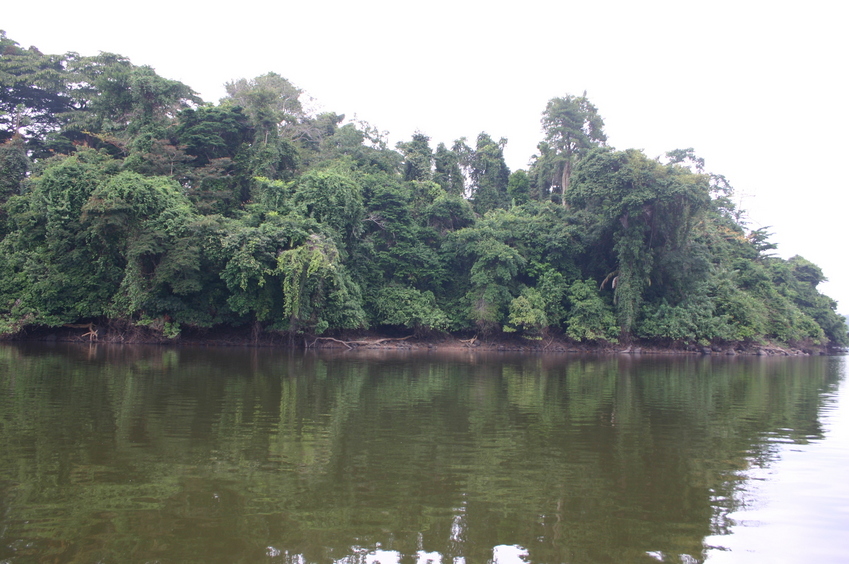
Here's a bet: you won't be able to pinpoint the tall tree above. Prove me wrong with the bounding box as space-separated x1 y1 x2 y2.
507 170 531 204
222 72 303 141
469 133 510 215
433 142 465 196
568 147 712 341
63 53 200 139
0 137 29 204
535 93 606 205
221 73 303 184
397 132 433 182
0 31 72 156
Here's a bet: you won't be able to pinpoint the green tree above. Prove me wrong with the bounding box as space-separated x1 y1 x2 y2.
354 171 446 296
221 73 302 186
766 255 846 345
433 142 465 196
278 233 366 335
374 285 449 334
565 279 618 342
424 192 475 235
292 166 364 244
0 32 73 156
175 105 252 167
172 104 254 213
397 132 432 182
314 119 401 173
0 137 29 205
534 93 606 205
469 133 510 215
61 53 200 149
569 148 712 340
504 287 548 338
80 171 209 330
0 149 120 327
222 72 303 136
507 169 531 204
212 211 315 328
449 210 530 333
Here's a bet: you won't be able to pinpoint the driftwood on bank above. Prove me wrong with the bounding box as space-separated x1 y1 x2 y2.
308 335 414 350
63 322 98 341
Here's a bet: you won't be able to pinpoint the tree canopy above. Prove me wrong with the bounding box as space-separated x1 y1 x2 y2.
0 32 845 349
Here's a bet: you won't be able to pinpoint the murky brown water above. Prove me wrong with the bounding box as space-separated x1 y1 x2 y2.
0 344 846 563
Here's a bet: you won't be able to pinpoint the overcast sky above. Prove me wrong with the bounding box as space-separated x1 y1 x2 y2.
5 0 849 311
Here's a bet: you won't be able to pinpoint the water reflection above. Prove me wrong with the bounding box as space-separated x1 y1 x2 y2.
0 344 845 563
704 370 849 563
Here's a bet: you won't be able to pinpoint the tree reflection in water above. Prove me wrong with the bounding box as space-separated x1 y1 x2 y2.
0 344 842 563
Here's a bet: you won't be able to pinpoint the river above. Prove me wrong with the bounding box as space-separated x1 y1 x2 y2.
0 344 846 563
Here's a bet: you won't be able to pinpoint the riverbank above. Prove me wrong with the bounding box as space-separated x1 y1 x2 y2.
5 321 836 356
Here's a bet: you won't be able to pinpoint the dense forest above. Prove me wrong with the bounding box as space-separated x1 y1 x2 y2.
1 31 846 349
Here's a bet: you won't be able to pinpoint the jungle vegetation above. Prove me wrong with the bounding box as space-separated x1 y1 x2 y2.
1 31 846 348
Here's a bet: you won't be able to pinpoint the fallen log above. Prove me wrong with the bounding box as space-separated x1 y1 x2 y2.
63 322 98 342
309 335 414 349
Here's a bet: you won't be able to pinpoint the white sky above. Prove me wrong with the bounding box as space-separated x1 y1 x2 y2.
5 0 849 312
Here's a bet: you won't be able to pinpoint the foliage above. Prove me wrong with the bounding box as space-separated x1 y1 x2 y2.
468 133 510 214
531 93 606 202
433 142 465 196
504 287 548 338
568 147 714 341
374 285 449 333
0 137 29 207
0 32 844 347
565 279 618 342
278 233 366 334
397 132 432 182
292 166 364 242
507 169 531 204
0 31 71 155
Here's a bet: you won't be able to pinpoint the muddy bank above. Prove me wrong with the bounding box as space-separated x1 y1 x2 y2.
4 321 838 356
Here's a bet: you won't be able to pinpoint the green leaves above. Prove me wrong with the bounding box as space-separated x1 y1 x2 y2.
532 93 606 202
397 132 433 182
469 133 510 214
0 137 30 226
0 32 71 155
217 215 310 319
504 288 548 338
568 147 716 340
223 73 304 130
278 234 365 334
374 285 449 333
565 280 618 343
292 167 364 241
0 37 844 348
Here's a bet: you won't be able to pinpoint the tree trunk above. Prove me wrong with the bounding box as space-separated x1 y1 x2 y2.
560 158 572 207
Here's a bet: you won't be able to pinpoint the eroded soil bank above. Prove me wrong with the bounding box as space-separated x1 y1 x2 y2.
4 321 837 356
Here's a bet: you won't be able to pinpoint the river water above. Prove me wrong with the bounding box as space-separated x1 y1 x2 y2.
0 344 846 563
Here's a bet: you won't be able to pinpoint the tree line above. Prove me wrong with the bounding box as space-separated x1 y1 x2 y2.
1 31 846 348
